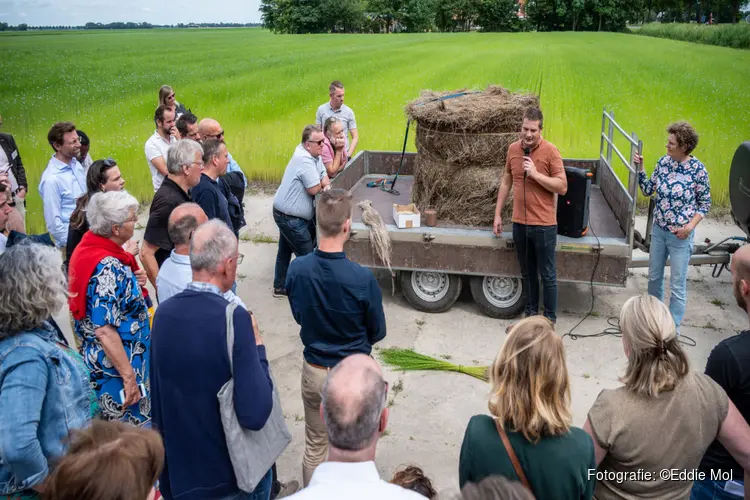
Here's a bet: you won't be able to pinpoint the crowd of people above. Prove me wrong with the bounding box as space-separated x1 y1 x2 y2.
0 81 748 500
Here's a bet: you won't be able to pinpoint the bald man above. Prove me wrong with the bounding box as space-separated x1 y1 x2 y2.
694 246 750 498
198 118 247 188
156 203 248 309
287 354 423 500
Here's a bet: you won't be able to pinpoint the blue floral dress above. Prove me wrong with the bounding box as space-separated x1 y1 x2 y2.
74 256 151 426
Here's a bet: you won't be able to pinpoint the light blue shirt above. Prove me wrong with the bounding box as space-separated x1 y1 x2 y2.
38 155 86 247
226 151 247 188
156 250 247 309
273 144 326 220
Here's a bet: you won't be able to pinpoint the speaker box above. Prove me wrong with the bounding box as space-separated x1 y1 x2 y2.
557 166 591 238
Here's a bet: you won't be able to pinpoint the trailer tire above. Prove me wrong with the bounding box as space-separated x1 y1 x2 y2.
400 271 462 313
469 276 526 319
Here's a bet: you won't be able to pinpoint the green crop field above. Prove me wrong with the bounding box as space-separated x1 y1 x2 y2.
1 28 749 234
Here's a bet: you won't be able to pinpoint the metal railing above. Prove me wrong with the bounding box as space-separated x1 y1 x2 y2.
599 108 643 253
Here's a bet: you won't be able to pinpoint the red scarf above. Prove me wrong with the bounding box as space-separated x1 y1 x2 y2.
68 231 150 320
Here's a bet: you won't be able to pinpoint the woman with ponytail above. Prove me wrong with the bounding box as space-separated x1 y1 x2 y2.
584 295 750 500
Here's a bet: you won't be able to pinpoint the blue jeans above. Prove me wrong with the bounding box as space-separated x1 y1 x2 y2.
219 468 274 500
691 478 744 499
273 209 316 290
513 223 558 322
648 225 694 329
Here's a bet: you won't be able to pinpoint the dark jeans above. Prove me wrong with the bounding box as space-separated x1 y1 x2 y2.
513 223 558 322
691 478 744 499
218 468 273 500
273 209 316 290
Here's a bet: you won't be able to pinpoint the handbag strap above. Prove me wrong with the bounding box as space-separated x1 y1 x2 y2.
225 302 239 375
494 419 532 492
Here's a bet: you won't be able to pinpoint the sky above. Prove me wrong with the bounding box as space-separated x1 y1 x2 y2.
0 0 262 26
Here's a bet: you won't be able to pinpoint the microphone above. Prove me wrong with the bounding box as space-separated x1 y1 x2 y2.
523 147 530 178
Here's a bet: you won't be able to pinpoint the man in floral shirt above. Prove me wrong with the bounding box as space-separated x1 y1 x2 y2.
635 121 711 331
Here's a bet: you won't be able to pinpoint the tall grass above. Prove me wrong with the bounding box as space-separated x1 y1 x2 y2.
1 29 749 233
636 22 750 49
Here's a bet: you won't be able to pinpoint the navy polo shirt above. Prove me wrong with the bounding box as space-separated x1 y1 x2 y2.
192 174 233 232
285 249 387 367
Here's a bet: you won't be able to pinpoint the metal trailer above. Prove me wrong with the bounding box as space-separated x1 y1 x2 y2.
330 109 743 318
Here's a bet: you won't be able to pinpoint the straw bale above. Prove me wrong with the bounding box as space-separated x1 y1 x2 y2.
415 125 517 167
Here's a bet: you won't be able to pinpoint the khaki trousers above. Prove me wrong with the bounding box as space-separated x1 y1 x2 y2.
301 360 329 487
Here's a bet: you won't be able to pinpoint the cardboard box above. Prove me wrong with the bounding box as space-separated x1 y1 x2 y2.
393 203 421 229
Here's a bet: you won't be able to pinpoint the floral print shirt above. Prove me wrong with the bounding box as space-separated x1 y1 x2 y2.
74 256 151 427
638 155 711 232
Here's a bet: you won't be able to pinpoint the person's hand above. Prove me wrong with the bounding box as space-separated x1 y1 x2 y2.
124 239 139 257
170 126 179 138
523 156 538 180
134 268 147 287
323 184 331 191
250 313 263 346
334 136 346 150
122 376 140 408
493 214 503 236
633 153 644 171
672 224 693 240
15 187 26 199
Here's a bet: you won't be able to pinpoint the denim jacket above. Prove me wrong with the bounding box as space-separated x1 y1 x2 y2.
0 323 91 495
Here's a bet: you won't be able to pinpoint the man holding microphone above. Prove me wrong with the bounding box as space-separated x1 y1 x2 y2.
493 107 567 324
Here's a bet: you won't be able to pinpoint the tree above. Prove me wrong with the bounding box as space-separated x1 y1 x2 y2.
435 0 480 31
476 0 523 31
400 0 437 31
367 0 403 32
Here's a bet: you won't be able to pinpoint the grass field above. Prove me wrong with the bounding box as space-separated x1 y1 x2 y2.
636 22 750 49
1 28 749 234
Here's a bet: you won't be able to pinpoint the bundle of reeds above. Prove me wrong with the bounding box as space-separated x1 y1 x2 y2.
378 347 489 382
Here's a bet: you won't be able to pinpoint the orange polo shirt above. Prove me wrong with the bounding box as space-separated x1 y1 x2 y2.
506 139 566 226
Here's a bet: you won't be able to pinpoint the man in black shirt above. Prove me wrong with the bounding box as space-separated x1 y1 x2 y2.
695 245 750 499
142 139 203 289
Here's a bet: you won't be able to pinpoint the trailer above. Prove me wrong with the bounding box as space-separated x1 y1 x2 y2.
331 110 746 318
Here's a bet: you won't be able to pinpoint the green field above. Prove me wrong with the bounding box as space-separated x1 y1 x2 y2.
1 28 749 234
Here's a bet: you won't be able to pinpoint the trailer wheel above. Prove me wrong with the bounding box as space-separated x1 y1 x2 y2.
400 271 462 313
469 276 526 319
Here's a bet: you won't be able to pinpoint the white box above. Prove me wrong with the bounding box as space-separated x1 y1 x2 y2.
393 203 421 229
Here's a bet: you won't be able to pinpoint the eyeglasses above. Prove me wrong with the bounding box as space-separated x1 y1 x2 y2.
307 139 325 146
183 161 203 169
234 253 244 265
167 94 175 99
206 130 224 139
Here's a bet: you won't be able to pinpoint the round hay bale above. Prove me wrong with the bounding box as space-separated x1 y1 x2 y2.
406 85 540 134
412 153 513 227
415 125 517 167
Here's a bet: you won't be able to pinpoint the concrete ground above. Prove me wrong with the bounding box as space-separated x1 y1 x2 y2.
54 190 748 498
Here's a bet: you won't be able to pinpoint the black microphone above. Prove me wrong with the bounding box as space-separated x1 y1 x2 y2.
523 147 530 178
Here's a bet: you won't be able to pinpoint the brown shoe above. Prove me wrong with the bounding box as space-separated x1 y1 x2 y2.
275 480 300 499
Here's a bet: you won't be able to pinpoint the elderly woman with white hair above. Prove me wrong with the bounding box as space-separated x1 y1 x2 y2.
584 295 750 500
68 190 152 426
0 243 94 499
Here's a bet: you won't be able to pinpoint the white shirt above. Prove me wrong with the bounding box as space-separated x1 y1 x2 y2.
287 461 425 500
0 147 18 192
0 232 7 255
156 249 247 309
144 131 175 192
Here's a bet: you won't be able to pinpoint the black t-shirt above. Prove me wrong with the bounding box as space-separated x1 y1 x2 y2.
699 330 750 476
144 177 191 266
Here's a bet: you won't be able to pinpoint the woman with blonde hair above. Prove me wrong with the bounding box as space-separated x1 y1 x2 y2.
584 294 750 500
158 85 188 117
459 316 595 499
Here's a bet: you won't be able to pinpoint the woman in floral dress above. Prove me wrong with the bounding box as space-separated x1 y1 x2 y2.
68 190 152 426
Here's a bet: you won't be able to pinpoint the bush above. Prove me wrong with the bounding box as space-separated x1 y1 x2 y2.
636 22 750 50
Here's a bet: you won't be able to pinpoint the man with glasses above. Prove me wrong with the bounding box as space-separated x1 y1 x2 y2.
272 125 330 298
39 122 87 250
141 139 203 289
145 105 178 193
198 118 247 188
285 189 386 486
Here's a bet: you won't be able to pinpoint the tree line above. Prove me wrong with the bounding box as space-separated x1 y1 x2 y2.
260 0 748 33
0 22 262 31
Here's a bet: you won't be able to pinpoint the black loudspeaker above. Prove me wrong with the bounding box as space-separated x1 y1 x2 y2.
557 166 591 238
